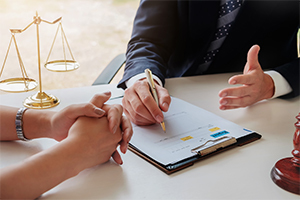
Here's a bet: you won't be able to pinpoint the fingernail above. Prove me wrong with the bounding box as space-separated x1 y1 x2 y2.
221 92 227 97
162 102 169 110
155 115 163 123
104 91 111 96
221 100 228 105
94 107 105 116
127 136 132 143
112 125 118 134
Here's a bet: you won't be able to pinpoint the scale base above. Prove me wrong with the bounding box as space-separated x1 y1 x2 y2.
23 91 60 109
271 157 300 195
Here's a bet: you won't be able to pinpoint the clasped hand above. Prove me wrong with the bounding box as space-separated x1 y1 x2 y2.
48 92 133 165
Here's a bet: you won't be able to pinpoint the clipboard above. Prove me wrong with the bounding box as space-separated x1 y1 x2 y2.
125 97 262 175
129 132 261 175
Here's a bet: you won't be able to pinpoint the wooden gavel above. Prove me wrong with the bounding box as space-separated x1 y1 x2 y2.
271 113 300 195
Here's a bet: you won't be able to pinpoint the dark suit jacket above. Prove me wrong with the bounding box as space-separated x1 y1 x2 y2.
118 0 299 98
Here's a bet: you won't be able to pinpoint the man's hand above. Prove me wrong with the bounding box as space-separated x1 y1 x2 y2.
122 78 171 126
219 45 275 110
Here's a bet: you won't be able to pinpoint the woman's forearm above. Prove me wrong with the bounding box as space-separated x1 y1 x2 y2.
0 106 19 140
0 116 118 199
0 137 83 199
0 106 54 141
0 99 129 199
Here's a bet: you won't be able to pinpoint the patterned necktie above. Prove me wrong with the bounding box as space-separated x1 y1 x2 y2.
197 0 243 74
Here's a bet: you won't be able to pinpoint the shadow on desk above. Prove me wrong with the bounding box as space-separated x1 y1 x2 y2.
0 141 43 167
40 160 128 199
230 96 300 132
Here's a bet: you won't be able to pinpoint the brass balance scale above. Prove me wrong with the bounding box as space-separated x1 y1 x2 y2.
0 12 79 109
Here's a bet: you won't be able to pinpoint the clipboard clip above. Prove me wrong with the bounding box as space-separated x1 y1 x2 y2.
191 136 237 156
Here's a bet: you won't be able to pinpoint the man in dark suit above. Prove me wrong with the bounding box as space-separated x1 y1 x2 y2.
118 0 299 125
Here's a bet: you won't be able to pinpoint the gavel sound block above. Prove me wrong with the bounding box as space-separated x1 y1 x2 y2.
271 113 300 195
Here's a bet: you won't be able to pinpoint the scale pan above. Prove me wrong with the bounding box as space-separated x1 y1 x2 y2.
0 77 38 93
45 60 79 72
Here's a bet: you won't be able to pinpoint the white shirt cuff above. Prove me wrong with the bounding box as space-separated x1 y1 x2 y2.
125 73 163 88
265 70 292 98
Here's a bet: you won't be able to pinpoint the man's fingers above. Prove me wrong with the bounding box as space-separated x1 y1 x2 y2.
122 79 169 125
156 84 171 112
219 85 250 98
135 80 164 123
124 79 163 124
219 45 267 111
123 107 155 125
122 89 156 125
246 45 260 71
219 105 241 110
219 96 252 107
228 73 255 85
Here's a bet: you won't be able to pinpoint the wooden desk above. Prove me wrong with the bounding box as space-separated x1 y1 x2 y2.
0 74 299 199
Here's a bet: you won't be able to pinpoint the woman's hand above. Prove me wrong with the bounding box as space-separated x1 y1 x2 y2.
90 92 133 164
67 116 123 169
46 91 133 165
49 102 106 141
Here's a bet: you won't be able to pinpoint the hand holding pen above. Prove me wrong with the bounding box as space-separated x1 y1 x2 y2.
121 69 171 127
145 69 166 132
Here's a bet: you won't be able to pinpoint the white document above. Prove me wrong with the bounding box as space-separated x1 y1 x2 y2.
109 97 255 166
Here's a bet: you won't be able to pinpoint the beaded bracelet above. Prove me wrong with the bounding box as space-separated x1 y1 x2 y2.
15 107 30 141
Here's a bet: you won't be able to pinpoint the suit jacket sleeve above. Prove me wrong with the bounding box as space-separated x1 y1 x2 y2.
117 0 178 89
117 0 299 100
